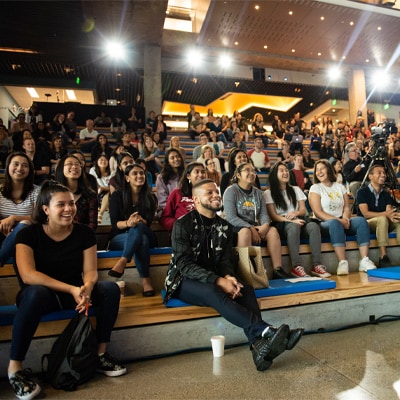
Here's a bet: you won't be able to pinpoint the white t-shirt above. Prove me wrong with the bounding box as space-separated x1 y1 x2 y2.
309 182 347 218
263 186 306 215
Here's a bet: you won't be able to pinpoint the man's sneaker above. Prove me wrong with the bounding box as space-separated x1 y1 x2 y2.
291 265 310 278
251 324 289 371
97 352 127 377
378 255 392 268
9 369 41 400
310 264 331 278
359 256 377 272
337 260 349 275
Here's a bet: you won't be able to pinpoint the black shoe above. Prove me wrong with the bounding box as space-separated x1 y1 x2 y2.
272 267 291 279
108 269 124 278
142 289 155 297
251 324 289 371
378 255 392 268
287 328 304 350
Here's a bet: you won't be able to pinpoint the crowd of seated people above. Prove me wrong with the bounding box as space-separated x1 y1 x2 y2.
2 109 400 290
4 106 400 399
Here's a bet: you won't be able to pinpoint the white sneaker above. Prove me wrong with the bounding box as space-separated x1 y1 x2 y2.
359 256 377 272
337 260 349 275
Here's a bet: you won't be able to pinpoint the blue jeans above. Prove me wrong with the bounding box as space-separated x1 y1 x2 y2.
175 278 268 344
108 223 156 278
0 222 30 265
320 217 370 247
10 281 120 360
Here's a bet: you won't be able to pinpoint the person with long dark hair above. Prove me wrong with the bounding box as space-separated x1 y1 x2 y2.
90 133 113 164
55 155 98 231
108 164 158 296
220 148 261 197
155 148 185 216
309 159 376 275
264 161 329 279
7 181 126 400
109 152 135 195
160 162 205 232
223 162 283 275
0 152 40 267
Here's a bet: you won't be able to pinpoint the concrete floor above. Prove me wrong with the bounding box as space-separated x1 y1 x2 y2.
1 319 400 400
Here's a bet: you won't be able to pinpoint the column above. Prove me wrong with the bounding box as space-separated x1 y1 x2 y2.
347 69 367 125
143 44 162 117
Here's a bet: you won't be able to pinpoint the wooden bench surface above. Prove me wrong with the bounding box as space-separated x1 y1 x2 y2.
1 272 399 342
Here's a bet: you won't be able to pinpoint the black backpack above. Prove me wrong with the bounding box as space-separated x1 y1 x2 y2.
42 312 98 391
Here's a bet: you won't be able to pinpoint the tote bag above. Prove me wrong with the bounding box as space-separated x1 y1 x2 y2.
235 246 269 289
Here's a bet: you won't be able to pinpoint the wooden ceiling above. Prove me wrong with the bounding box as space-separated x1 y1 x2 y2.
1 0 400 122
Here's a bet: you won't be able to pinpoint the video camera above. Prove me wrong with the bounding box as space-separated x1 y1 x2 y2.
370 120 397 145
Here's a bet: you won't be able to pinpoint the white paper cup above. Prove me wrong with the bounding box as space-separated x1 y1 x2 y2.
115 281 125 296
211 335 225 357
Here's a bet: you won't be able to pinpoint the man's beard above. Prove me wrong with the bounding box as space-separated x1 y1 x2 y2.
200 200 222 212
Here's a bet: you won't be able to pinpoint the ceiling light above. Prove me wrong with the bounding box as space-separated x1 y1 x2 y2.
115 88 121 92
234 41 239 46
291 49 295 53
320 16 325 21
377 26 382 31
263 45 268 49
365 59 370 63
284 76 288 81
254 5 260 10
234 82 240 87
176 89 182 95
219 54 232 68
289 11 293 15
66 90 76 101
26 88 39 98
349 21 354 26
0 47 38 54
328 66 341 80
105 41 126 60
318 52 322 56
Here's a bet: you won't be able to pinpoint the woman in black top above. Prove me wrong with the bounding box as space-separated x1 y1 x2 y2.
108 164 157 296
8 181 125 400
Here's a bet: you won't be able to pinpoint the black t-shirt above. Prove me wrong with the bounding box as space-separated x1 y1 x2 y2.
16 222 97 287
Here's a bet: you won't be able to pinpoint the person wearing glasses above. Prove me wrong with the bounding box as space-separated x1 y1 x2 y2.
108 164 157 297
205 158 221 187
54 155 98 231
223 162 284 278
342 142 369 200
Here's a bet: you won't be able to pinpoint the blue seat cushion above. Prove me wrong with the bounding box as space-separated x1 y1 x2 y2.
161 278 336 307
0 305 96 326
367 266 400 279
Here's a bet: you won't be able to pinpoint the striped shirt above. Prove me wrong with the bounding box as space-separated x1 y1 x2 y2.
0 185 40 219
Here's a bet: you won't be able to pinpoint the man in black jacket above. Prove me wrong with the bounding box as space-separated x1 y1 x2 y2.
164 179 303 371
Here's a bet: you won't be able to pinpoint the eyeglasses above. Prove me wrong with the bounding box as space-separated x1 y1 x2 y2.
64 162 82 168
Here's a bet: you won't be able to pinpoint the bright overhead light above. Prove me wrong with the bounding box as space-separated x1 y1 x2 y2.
26 87 39 98
373 70 390 89
219 54 232 68
66 90 76 101
105 41 126 60
328 66 341 80
186 48 202 67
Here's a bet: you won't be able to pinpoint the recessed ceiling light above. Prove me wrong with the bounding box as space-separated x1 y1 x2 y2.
377 26 382 31
234 41 239 46
26 87 39 98
349 21 354 26
365 59 369 63
318 52 322 56
320 16 325 21
342 56 346 60
291 49 295 53
176 89 182 95
234 82 240 87
255 5 260 10
115 88 121 92
289 11 293 15
264 45 268 49
66 90 76 101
